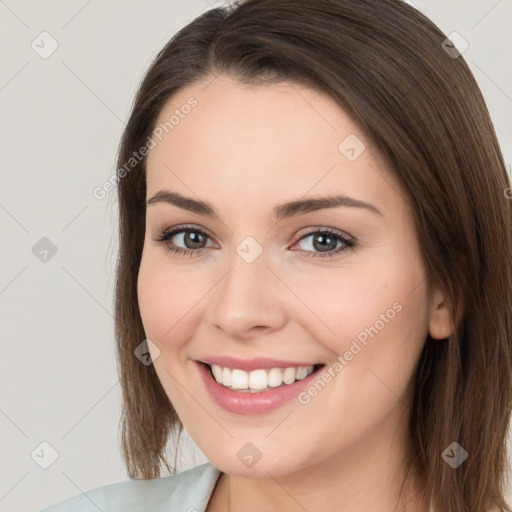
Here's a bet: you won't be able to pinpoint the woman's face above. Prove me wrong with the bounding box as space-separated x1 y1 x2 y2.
137 74 450 477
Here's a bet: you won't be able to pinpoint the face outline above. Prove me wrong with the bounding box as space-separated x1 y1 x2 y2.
136 74 452 480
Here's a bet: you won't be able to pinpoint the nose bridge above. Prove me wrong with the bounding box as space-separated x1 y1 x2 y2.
209 242 286 338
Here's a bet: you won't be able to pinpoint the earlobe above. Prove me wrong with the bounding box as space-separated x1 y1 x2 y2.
428 289 454 340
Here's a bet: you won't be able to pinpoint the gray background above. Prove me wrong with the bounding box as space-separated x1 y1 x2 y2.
0 1 510 511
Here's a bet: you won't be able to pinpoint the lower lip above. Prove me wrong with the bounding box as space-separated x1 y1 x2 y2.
196 361 322 415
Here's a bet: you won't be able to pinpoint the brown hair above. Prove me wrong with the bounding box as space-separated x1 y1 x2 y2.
113 0 512 510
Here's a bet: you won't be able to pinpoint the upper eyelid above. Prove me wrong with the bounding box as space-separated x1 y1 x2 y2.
157 224 217 243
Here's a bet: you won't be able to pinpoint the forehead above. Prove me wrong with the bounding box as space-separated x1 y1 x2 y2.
149 75 359 165
145 75 403 219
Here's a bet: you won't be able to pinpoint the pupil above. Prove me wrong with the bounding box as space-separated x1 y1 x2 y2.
186 231 205 249
313 234 336 252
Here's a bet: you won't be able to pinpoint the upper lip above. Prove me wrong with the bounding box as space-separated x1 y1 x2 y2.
198 356 322 372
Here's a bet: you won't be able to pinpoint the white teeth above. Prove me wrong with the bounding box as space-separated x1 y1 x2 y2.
231 369 249 390
209 364 315 391
296 366 308 380
211 364 223 382
282 367 296 385
267 368 283 387
222 366 232 387
248 369 267 390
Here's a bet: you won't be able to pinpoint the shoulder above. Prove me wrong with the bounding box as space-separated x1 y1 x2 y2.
39 462 222 512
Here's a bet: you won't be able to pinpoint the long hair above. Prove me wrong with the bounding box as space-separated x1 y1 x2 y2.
113 1 512 510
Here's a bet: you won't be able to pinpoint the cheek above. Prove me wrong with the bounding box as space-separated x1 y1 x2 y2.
137 254 212 349
288 254 430 365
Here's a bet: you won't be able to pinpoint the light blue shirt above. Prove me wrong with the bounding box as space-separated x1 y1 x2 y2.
39 462 222 512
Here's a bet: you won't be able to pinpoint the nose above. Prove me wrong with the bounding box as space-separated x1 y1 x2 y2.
208 249 288 341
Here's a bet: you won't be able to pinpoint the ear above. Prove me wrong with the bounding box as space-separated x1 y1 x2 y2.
428 287 454 340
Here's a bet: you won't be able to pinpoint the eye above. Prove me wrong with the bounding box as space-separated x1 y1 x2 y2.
153 224 215 257
292 228 355 258
154 225 356 259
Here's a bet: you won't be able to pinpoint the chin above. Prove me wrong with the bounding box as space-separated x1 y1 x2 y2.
204 446 314 478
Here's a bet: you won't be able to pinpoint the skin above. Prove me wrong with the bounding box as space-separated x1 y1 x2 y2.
137 74 453 512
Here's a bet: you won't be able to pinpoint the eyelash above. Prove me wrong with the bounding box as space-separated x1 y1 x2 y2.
153 224 356 259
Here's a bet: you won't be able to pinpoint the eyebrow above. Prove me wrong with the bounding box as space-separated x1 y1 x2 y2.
146 190 383 220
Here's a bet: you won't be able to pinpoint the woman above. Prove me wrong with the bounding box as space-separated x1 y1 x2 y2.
41 0 512 510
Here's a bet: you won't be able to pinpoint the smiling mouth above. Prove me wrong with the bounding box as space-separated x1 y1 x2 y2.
202 362 325 393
